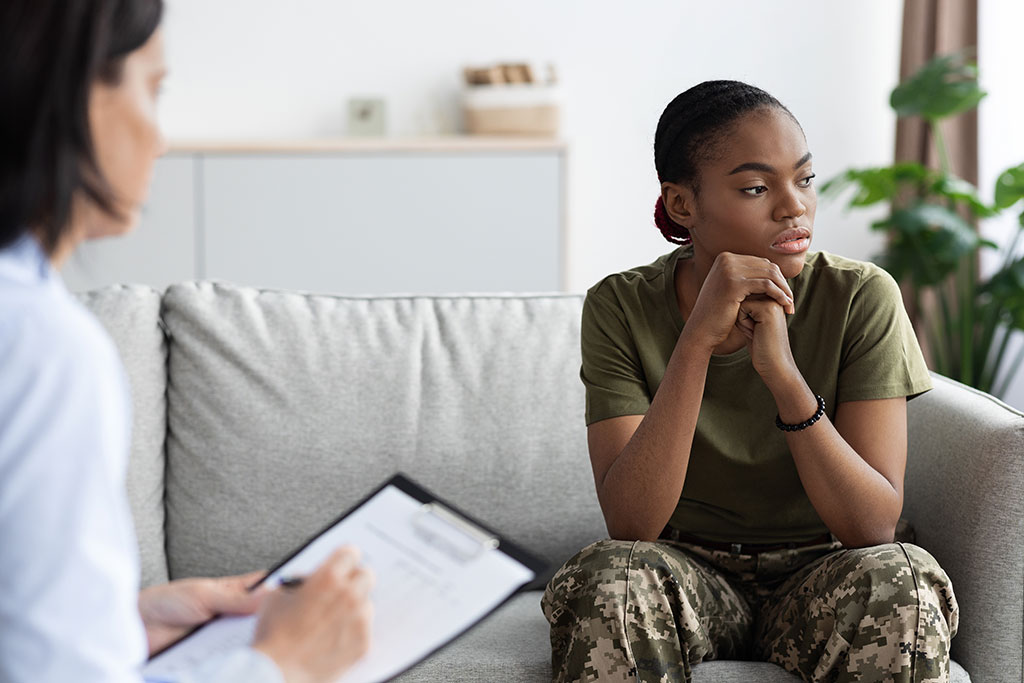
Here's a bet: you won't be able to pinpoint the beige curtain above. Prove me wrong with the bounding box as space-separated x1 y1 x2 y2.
895 0 979 183
895 0 979 336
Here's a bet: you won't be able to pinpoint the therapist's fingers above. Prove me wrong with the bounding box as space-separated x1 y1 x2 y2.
252 546 374 682
200 571 269 616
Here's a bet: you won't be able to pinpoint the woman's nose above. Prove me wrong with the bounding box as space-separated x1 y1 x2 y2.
774 189 807 221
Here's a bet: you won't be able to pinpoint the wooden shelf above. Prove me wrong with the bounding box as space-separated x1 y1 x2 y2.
168 136 566 155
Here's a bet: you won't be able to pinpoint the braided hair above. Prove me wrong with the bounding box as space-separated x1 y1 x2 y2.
653 81 795 245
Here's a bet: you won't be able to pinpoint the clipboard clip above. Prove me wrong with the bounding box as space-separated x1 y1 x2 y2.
413 502 499 563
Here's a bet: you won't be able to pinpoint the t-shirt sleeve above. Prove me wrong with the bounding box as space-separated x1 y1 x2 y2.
837 266 932 403
580 283 652 425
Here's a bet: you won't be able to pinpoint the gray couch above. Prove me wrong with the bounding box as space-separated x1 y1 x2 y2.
81 282 1024 682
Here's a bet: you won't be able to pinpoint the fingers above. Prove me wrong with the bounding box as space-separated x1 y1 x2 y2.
204 573 268 616
714 253 795 314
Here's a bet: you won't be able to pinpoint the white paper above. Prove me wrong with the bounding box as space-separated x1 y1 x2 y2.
143 484 535 682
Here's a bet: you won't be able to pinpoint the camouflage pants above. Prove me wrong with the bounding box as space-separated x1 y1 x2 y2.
541 538 958 683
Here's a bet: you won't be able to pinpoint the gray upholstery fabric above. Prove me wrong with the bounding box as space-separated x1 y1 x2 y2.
395 592 971 682
905 374 1024 683
78 285 168 587
161 283 606 583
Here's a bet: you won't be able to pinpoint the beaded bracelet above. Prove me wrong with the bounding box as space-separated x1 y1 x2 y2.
775 394 826 432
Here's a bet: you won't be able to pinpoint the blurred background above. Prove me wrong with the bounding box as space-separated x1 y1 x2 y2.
64 0 1024 407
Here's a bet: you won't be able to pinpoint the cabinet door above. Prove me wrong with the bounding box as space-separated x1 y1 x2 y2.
62 155 196 292
201 153 562 294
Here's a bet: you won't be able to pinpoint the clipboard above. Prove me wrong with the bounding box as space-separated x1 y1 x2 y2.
143 473 546 683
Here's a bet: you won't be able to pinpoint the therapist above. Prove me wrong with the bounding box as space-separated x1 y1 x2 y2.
0 1 373 681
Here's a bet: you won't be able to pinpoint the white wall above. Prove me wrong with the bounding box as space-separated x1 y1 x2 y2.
980 0 1024 409
159 0 902 293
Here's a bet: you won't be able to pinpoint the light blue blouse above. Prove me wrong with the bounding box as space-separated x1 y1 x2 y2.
0 235 280 683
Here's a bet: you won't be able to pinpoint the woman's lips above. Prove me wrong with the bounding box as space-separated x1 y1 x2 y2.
771 228 811 254
771 237 810 254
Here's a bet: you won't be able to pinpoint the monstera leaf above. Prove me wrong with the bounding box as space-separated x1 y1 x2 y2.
995 163 1024 210
890 52 986 121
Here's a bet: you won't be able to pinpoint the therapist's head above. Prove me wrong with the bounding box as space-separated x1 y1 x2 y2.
0 0 166 262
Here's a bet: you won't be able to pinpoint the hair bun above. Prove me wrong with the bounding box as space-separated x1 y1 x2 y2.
654 196 691 246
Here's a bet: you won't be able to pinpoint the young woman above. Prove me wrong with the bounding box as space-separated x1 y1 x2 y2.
542 81 959 682
0 2 372 681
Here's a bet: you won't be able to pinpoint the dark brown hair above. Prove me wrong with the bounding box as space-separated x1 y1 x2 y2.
653 80 795 245
0 0 164 254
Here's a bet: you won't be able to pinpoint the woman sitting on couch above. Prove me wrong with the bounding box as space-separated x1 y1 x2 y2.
542 81 959 682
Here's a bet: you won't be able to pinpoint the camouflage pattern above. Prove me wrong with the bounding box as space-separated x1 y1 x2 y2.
541 537 957 683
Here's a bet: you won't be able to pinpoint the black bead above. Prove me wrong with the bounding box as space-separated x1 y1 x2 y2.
775 394 826 432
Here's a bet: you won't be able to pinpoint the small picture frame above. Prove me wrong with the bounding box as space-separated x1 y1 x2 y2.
348 97 387 136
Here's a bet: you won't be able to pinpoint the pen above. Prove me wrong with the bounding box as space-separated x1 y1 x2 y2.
278 576 305 589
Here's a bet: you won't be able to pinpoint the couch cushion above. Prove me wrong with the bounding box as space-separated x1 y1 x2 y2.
394 591 971 682
161 283 606 583
77 285 168 587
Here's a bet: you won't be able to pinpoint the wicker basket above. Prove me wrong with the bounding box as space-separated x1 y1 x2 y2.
462 84 560 136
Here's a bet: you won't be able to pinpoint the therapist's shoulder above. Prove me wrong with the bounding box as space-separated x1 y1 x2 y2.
0 279 124 403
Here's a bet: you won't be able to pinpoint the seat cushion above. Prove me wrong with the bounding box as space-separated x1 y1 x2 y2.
394 591 971 682
77 285 168 587
160 283 607 583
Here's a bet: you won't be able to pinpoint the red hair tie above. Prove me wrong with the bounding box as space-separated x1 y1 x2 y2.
653 196 691 246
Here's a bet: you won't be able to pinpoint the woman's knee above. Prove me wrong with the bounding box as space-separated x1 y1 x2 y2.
825 543 957 632
542 540 637 621
542 539 700 621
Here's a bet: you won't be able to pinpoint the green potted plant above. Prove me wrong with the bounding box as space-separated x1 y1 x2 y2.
823 52 1024 397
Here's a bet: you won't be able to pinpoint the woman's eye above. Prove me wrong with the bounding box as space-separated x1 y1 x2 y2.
797 173 817 188
741 185 768 196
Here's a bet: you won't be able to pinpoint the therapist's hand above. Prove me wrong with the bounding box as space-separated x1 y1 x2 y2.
138 570 268 655
253 546 375 683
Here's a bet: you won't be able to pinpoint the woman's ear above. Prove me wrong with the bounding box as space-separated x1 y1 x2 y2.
661 182 696 228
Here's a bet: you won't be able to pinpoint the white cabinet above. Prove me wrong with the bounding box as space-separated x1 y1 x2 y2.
62 139 566 295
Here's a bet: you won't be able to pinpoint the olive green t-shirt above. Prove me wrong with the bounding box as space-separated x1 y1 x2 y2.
581 247 932 544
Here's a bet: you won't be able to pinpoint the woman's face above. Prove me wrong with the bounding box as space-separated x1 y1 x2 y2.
81 28 167 240
669 107 817 279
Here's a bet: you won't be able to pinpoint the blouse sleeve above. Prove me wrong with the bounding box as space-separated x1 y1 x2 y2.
0 313 148 682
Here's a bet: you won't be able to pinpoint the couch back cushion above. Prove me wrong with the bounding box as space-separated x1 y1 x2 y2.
78 285 168 587
161 283 605 582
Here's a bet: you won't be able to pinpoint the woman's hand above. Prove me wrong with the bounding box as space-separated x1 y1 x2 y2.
734 294 801 391
685 252 794 353
138 571 267 655
252 546 374 683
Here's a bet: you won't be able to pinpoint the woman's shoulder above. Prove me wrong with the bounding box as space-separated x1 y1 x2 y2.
0 277 122 393
586 247 688 302
799 251 900 299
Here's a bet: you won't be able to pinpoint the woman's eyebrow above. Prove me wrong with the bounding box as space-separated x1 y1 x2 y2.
727 152 813 176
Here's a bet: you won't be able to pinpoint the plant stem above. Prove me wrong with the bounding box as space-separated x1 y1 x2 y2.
907 232 957 375
932 118 953 176
977 304 1003 391
926 308 949 376
994 332 1024 398
988 323 1015 392
960 254 975 384
1002 221 1023 272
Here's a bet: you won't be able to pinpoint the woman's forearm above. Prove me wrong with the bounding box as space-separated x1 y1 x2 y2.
768 377 902 547
596 330 713 541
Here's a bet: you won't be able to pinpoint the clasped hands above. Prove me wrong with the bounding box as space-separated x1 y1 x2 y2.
686 252 800 388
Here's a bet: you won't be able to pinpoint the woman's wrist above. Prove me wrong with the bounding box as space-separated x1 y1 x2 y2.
676 323 719 360
767 374 818 425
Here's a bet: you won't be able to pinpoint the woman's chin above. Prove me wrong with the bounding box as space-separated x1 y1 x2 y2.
774 252 809 280
85 208 141 240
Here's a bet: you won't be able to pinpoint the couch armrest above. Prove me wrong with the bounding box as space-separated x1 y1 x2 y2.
904 373 1024 682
